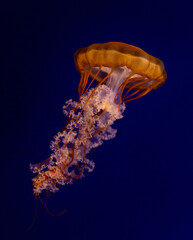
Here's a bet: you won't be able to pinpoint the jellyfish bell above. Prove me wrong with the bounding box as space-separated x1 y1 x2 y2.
74 42 167 92
30 42 167 196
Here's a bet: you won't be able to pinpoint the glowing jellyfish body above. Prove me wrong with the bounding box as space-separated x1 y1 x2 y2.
30 42 167 195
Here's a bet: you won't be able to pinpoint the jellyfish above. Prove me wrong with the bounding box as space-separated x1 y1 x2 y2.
30 42 167 196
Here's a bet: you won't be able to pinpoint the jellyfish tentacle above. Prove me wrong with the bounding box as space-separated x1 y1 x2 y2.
123 76 146 98
117 73 136 111
78 70 89 96
122 89 140 100
79 68 92 96
92 127 107 137
44 200 67 217
122 79 151 100
64 146 87 181
114 72 135 102
78 73 84 96
81 65 102 97
124 88 151 103
33 156 52 171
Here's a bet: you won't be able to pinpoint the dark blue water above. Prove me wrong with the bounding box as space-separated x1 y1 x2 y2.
3 1 193 239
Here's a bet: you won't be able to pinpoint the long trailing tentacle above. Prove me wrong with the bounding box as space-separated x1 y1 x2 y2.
44 197 67 217
26 196 38 231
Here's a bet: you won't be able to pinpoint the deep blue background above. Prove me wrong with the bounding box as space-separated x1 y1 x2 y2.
3 0 193 239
